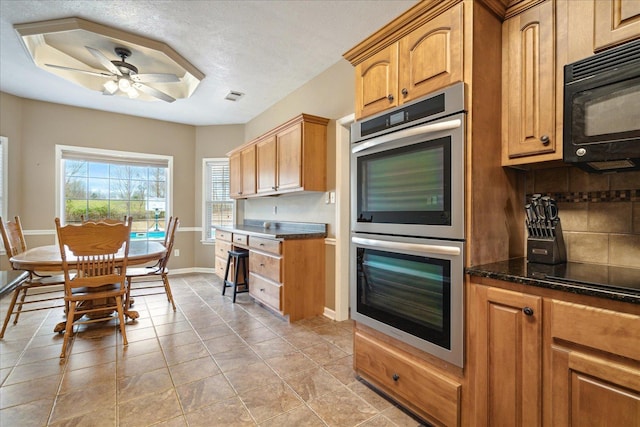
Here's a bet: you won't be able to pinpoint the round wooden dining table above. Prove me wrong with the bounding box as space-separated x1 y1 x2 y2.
10 240 167 331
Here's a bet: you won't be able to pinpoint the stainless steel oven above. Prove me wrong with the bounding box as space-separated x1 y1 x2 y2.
351 83 466 240
350 83 466 368
350 233 464 367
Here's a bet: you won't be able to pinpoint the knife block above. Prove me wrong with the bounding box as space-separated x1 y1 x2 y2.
527 220 567 265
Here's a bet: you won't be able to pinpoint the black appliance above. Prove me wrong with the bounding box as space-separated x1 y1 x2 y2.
563 38 640 173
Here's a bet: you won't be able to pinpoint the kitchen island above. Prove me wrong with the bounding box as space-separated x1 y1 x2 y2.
214 220 327 321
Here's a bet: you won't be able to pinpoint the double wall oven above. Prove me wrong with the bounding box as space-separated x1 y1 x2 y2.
350 83 466 367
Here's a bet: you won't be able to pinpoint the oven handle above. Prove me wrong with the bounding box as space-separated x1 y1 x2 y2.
352 118 462 154
352 236 461 257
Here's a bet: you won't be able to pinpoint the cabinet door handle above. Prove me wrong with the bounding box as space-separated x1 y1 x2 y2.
401 88 408 97
238 191 243 195
387 94 394 102
259 243 265 246
259 263 265 267
272 186 277 190
523 306 534 316
260 288 265 292
392 373 400 382
540 135 550 146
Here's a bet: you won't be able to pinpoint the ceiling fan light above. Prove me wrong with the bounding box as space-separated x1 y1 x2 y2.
104 80 118 94
118 77 132 92
127 88 139 99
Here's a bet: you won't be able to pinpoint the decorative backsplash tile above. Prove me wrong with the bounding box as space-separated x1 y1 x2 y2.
526 166 640 269
526 189 640 203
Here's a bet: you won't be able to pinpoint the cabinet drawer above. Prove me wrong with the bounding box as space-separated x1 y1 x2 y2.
249 273 281 311
215 229 232 242
233 233 248 246
249 251 281 283
355 331 460 427
550 300 640 361
214 256 227 279
215 240 232 259
249 236 281 254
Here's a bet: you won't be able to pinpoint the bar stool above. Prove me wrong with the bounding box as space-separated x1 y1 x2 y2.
222 249 249 302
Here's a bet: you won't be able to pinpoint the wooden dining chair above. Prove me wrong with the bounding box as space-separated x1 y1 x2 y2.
54 217 132 358
0 216 66 339
125 217 179 313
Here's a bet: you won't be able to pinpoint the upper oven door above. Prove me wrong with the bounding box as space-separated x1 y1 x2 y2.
351 113 465 240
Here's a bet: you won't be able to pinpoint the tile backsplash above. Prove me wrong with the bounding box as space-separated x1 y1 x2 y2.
525 166 640 269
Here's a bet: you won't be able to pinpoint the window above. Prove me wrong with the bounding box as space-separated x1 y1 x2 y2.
0 136 6 220
203 158 233 241
56 145 172 240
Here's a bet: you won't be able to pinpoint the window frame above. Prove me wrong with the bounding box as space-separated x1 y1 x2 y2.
0 136 7 221
202 157 233 243
55 145 173 228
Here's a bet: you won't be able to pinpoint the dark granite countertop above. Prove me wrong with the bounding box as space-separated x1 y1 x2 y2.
466 257 640 305
215 219 327 240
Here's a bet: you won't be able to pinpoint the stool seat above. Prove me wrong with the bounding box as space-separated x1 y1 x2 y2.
222 249 249 303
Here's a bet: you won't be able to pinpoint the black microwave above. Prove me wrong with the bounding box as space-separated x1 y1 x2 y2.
563 39 640 173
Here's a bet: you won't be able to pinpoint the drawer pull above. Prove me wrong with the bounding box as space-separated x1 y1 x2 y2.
260 288 265 292
260 263 265 267
523 306 534 316
392 373 400 382
260 243 265 246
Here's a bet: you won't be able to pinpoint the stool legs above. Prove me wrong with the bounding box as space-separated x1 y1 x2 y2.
222 251 249 303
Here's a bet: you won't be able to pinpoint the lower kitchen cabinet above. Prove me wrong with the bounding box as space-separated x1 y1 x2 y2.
248 235 325 321
547 299 640 426
471 285 542 427
470 276 640 427
354 324 461 427
214 229 248 283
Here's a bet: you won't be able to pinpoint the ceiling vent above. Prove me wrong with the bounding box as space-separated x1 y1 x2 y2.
225 91 244 101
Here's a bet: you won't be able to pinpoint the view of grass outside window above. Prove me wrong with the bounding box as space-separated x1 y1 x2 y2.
59 146 172 241
204 158 232 241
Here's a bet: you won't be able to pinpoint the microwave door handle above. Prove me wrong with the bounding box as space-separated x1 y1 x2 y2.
352 118 462 154
352 236 461 257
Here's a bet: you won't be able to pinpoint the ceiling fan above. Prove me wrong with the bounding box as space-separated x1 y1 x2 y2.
45 46 180 102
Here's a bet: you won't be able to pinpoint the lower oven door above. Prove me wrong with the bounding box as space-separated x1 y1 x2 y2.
350 233 464 368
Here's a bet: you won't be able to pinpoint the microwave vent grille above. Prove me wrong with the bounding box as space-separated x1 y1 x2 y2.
569 39 640 81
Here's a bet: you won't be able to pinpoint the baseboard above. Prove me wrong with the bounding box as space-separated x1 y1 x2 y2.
323 307 336 320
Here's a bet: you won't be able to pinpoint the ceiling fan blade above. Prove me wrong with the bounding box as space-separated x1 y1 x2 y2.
86 46 122 76
131 73 180 83
45 63 113 78
132 83 176 103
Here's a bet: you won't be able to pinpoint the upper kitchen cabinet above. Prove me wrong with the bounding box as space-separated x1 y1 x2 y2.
348 1 464 120
229 145 256 199
502 0 559 166
230 114 328 198
594 0 640 51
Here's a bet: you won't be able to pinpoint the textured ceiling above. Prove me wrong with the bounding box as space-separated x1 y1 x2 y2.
0 0 418 126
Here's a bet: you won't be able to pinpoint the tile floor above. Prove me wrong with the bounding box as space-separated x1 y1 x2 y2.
0 273 426 426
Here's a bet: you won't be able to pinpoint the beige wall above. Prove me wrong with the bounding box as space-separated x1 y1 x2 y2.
0 58 355 312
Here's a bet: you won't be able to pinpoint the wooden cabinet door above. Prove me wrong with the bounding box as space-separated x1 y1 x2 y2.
255 135 277 194
354 43 398 119
550 347 640 427
398 3 463 103
594 0 640 51
547 299 640 426
240 145 256 197
502 0 557 163
276 122 302 192
228 151 242 199
473 285 543 427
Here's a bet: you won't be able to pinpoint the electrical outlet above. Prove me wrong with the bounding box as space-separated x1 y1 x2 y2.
174 249 180 257
273 205 277 215
330 191 336 204
325 192 330 204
